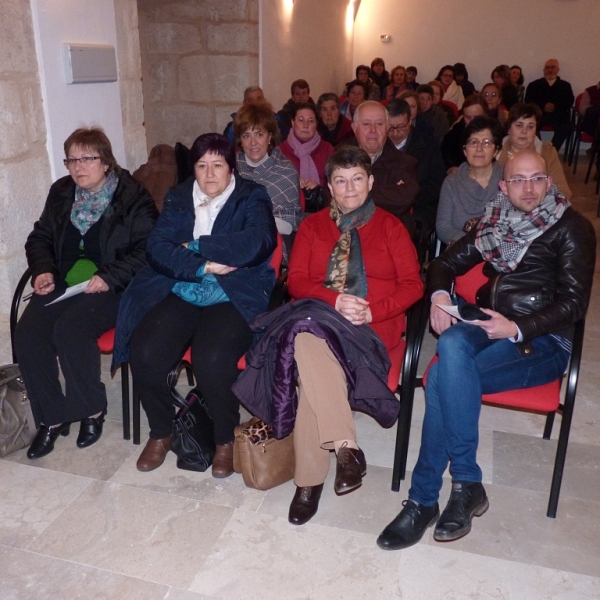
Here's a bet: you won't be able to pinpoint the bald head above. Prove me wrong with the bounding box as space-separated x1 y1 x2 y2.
543 59 559 81
500 150 552 213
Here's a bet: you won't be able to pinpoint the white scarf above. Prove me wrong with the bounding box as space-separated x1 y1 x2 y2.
192 174 235 239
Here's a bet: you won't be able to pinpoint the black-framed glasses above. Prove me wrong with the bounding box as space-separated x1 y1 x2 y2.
388 124 409 133
505 176 549 186
64 156 100 167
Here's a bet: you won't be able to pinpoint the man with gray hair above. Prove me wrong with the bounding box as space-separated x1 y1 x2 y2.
350 101 419 231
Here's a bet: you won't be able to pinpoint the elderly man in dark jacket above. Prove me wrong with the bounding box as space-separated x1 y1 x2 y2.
377 150 596 551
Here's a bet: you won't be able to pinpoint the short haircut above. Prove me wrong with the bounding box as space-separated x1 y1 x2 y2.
491 64 511 85
387 99 412 120
397 89 420 108
243 85 263 100
64 127 117 171
317 93 340 112
416 84 434 98
436 65 455 79
390 65 406 81
453 63 468 79
233 102 280 152
353 100 389 125
428 81 444 99
355 64 370 78
190 133 236 171
291 102 317 120
510 65 524 86
347 79 368 97
325 145 372 182
462 93 488 112
371 57 385 70
462 116 504 150
406 66 418 75
291 79 310 95
506 102 543 129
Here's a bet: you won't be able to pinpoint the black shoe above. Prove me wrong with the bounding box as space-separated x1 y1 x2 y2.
334 446 367 495
377 500 440 551
433 481 489 542
76 409 107 448
288 484 324 525
27 423 71 459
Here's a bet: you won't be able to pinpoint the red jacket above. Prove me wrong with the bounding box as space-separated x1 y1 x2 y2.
288 206 423 354
279 139 335 187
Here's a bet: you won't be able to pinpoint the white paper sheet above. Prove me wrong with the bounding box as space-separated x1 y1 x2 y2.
436 303 484 322
45 280 91 306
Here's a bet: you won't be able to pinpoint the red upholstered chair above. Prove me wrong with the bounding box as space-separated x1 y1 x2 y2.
10 268 132 440
129 233 286 444
441 100 458 118
391 262 586 518
568 94 596 175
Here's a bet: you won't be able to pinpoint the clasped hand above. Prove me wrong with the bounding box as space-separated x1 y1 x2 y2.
335 293 372 326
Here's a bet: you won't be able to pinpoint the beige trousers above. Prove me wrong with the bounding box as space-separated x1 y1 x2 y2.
293 332 356 487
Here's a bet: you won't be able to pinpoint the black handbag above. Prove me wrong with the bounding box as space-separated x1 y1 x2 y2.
170 384 216 472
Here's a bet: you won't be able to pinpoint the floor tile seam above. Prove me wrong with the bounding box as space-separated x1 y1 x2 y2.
0 541 177 589
20 476 96 552
5 457 123 485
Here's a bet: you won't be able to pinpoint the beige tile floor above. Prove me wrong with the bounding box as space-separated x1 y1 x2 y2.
2 159 600 599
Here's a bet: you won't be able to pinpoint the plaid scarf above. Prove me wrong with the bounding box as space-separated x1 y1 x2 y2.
71 169 118 235
323 196 375 297
475 185 570 273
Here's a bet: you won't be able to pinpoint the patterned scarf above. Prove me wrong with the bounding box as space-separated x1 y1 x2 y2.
71 169 118 235
285 129 321 182
323 196 376 297
475 185 570 273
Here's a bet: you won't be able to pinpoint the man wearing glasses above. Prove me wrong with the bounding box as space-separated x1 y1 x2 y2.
525 59 574 151
377 150 596 551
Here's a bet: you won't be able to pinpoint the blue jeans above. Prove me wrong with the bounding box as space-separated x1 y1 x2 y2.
409 322 570 506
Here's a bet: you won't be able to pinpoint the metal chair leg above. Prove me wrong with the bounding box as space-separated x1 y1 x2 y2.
121 361 130 440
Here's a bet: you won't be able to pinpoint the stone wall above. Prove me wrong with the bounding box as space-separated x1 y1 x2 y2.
0 0 52 362
115 0 149 171
137 0 259 150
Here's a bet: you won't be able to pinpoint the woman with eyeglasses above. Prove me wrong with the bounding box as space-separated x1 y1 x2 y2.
497 103 571 199
481 83 508 124
436 65 465 110
491 65 519 111
436 117 504 245
15 127 158 459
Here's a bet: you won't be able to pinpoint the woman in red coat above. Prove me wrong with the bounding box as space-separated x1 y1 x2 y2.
283 146 423 525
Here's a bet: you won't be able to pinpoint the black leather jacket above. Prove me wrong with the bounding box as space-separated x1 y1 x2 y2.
427 207 596 342
25 168 158 294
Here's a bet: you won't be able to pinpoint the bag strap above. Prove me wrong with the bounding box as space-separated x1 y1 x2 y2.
167 363 189 410
0 364 22 387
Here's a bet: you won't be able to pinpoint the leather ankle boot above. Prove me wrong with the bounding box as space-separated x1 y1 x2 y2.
212 441 234 478
137 436 171 472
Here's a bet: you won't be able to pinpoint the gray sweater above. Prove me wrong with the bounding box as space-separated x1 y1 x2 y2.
436 161 502 244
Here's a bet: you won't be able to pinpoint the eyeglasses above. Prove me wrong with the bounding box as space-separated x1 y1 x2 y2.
505 175 549 186
464 138 495 149
64 156 100 167
482 92 498 98
388 124 409 133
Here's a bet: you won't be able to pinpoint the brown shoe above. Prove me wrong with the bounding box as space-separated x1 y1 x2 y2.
137 436 171 472
334 446 367 495
288 484 324 525
212 441 234 478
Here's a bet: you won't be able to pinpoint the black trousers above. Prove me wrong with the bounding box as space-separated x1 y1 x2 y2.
129 294 254 443
540 112 572 152
15 285 120 427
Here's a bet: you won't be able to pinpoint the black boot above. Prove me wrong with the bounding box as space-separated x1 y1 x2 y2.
27 423 71 459
76 409 107 448
433 481 489 542
377 500 440 550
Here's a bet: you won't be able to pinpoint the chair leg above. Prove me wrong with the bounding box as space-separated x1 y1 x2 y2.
584 141 597 184
121 361 130 440
572 135 581 174
392 383 414 491
542 411 555 440
132 381 141 445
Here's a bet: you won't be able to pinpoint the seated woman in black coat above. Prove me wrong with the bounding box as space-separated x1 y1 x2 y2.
16 127 157 459
113 133 277 477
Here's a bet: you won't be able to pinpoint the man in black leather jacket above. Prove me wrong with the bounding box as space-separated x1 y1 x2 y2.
377 150 596 551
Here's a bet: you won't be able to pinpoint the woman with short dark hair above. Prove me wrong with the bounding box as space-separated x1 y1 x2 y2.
114 133 278 477
340 80 367 119
510 65 526 102
436 116 504 244
16 127 157 459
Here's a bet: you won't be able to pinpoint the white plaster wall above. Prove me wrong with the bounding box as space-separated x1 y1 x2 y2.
260 0 354 110
353 0 600 96
31 0 127 179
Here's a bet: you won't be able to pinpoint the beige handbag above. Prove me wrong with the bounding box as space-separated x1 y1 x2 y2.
0 364 37 457
233 417 295 490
